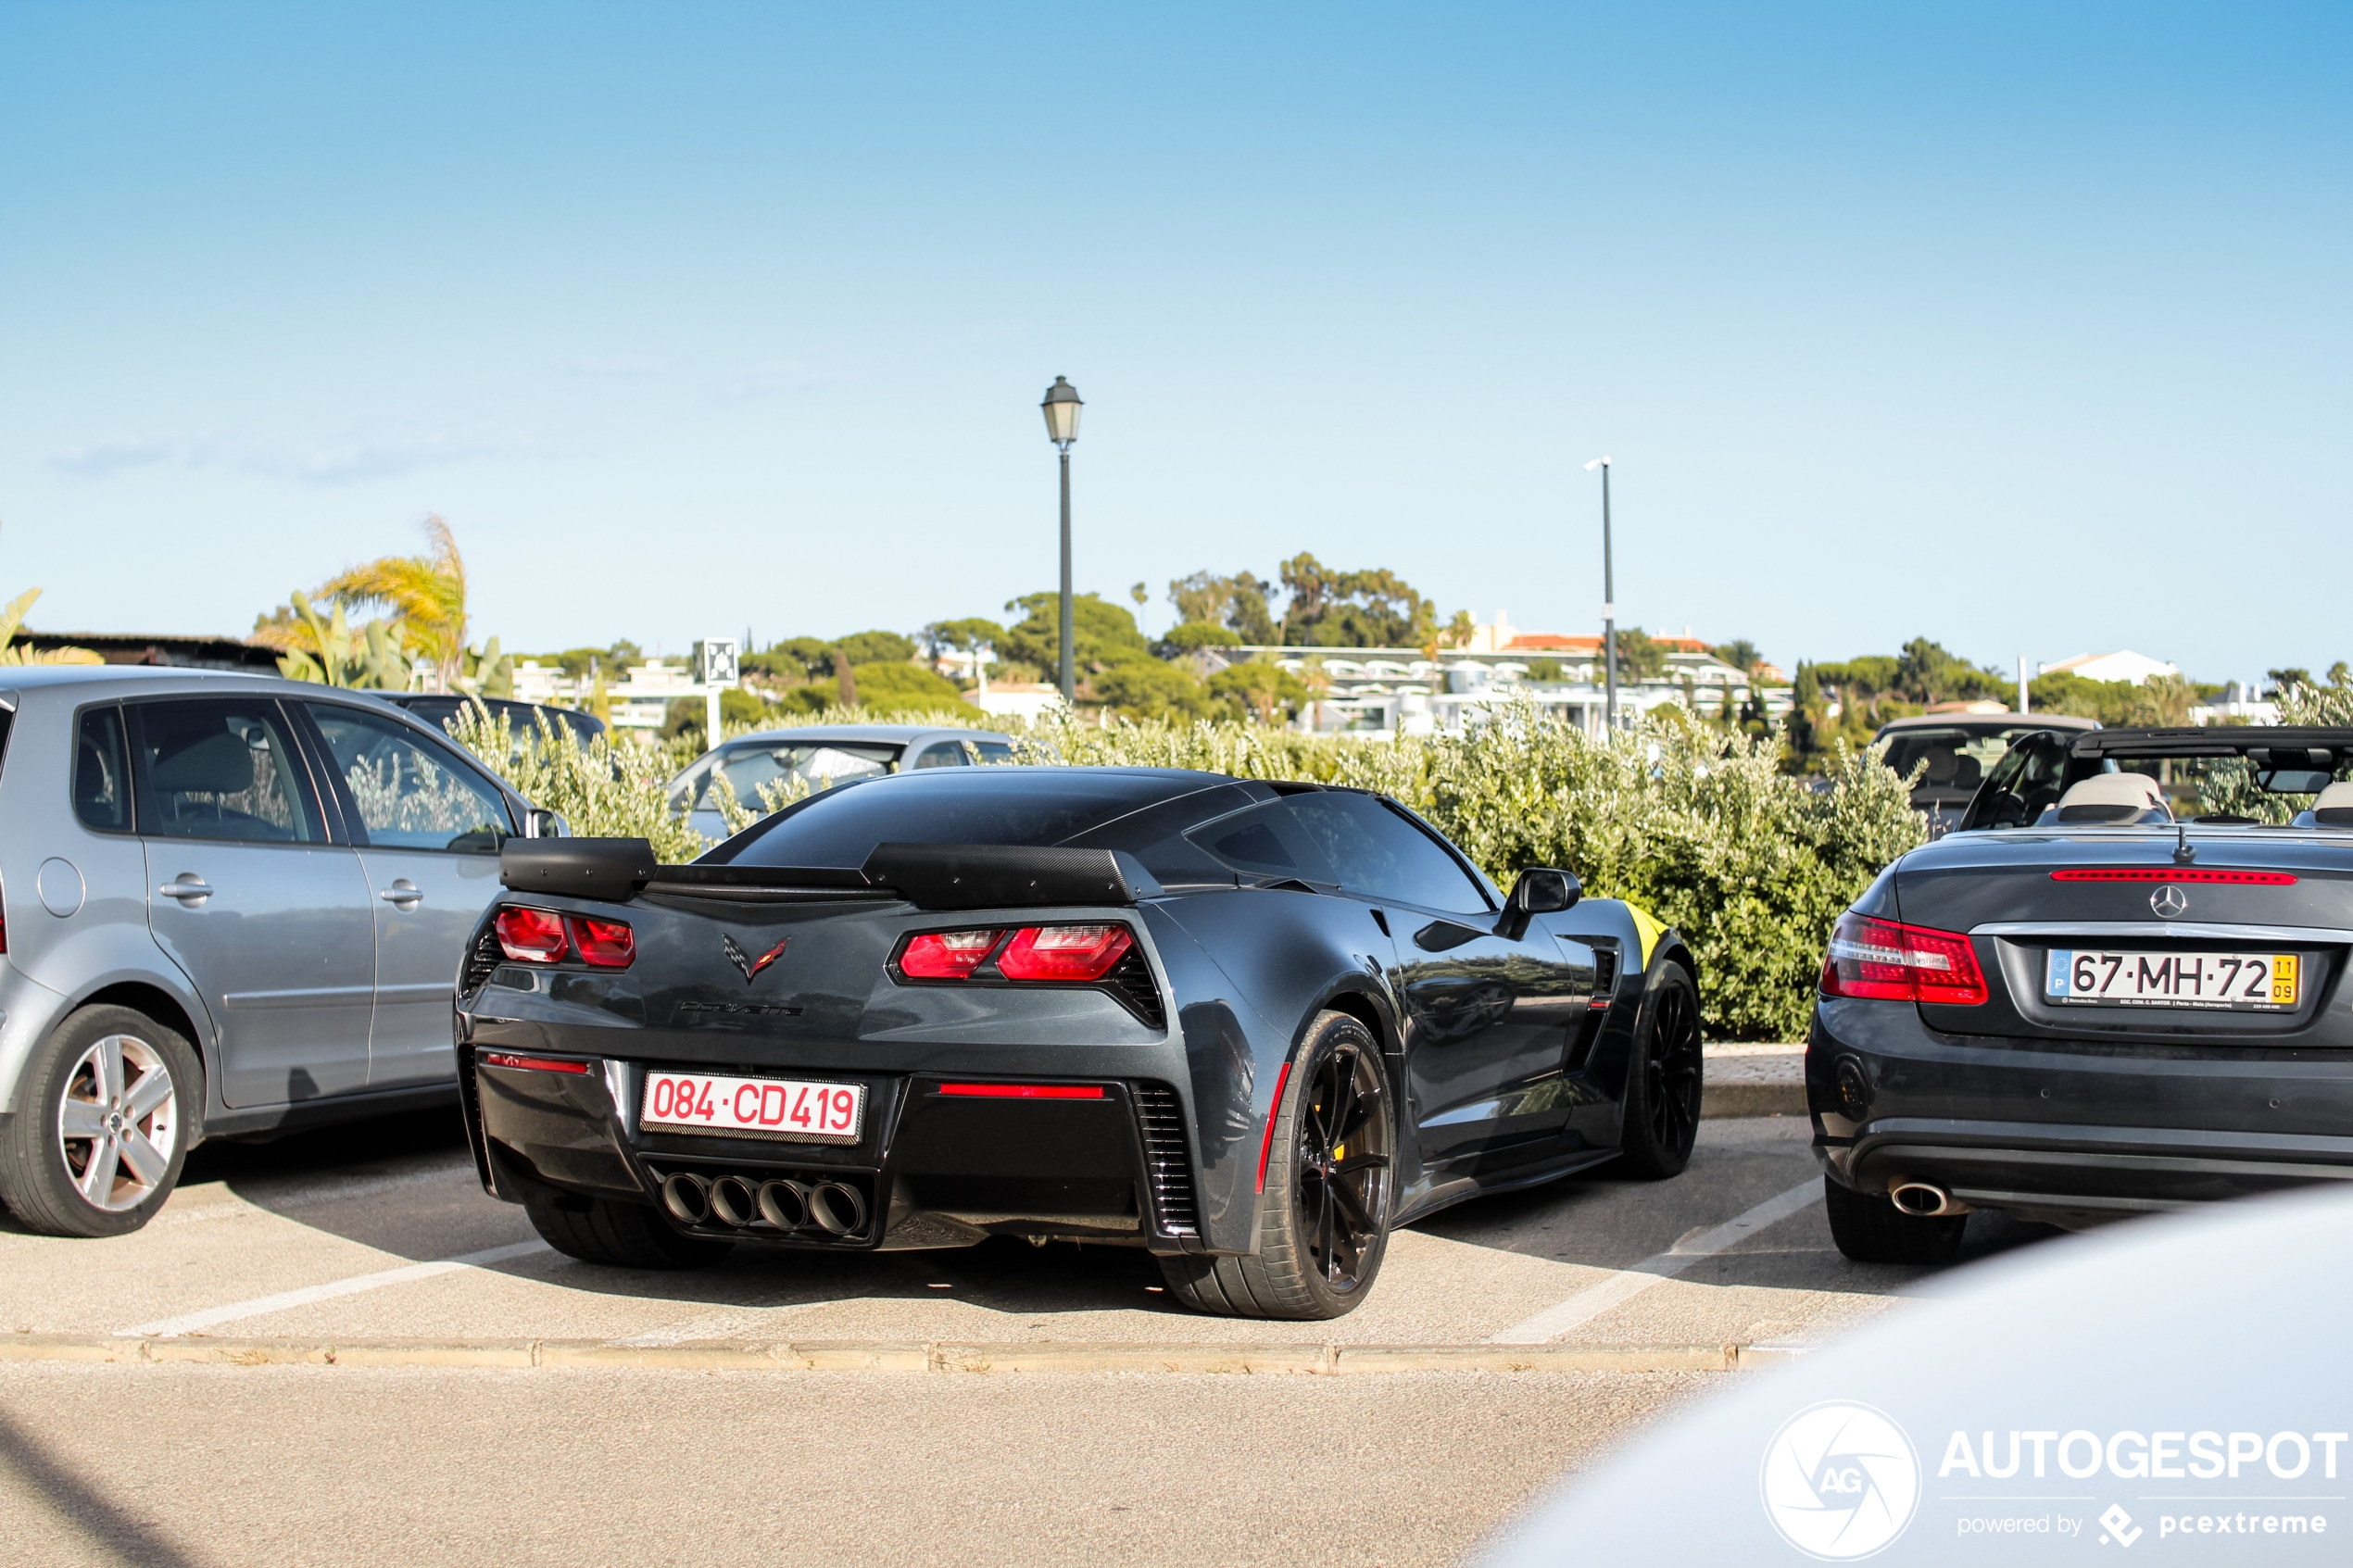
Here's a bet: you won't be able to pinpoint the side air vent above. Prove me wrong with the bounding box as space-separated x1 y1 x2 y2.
459 923 503 997
1592 947 1619 997
1131 1084 1200 1237
1103 946 1168 1029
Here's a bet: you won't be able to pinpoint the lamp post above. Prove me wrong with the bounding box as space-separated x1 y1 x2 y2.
1040 376 1084 703
1583 456 1617 733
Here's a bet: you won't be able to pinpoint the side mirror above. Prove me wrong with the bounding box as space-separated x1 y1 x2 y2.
1500 867 1579 939
524 808 566 839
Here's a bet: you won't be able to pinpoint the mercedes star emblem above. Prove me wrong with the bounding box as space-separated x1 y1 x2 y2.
723 934 789 984
2150 885 2189 919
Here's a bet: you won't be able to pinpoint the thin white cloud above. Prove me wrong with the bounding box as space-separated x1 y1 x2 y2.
713 358 839 401
49 433 184 477
49 422 546 486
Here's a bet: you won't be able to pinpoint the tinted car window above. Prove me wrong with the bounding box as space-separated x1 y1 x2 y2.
1187 800 1337 882
972 741 1016 764
719 771 1196 868
304 702 510 852
1286 792 1490 913
1966 730 2073 830
74 707 132 833
911 742 968 769
674 740 900 814
133 699 321 844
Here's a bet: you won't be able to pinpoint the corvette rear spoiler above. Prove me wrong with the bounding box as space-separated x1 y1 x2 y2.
499 838 1160 910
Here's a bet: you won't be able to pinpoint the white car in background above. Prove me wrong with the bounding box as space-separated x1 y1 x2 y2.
665 723 1016 842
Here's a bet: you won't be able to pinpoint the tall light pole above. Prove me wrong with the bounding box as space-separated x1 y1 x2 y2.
1583 456 1617 732
1041 376 1084 703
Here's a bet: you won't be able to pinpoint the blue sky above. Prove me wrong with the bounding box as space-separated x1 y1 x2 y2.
2 3 2346 681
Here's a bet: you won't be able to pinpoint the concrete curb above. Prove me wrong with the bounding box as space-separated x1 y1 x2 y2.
0 1334 1800 1375
1701 1082 1806 1118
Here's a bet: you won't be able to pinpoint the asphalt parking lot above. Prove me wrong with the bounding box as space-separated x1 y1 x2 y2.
0 1108 2072 1566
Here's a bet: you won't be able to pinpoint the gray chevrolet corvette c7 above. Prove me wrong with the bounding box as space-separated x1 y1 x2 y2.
458 765 1702 1319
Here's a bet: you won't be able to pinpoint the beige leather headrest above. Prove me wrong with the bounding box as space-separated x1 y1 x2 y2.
2056 771 2168 823
2313 780 2353 827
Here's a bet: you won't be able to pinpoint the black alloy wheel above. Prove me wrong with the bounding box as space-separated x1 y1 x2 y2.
1618 964 1703 1178
1292 1030 1393 1293
1156 1010 1396 1320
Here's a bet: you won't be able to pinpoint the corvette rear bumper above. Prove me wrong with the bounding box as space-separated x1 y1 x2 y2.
459 1047 1209 1255
1809 997 2353 1223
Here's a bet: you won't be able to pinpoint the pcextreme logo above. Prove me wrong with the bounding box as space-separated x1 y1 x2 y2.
1761 1401 1922 1560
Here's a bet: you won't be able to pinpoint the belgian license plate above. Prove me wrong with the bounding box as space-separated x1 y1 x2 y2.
640 1071 864 1144
2045 950 2299 1010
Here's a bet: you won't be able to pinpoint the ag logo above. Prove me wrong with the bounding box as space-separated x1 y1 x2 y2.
1759 1401 1920 1560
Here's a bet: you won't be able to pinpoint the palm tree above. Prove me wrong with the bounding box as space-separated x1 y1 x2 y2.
318 513 468 692
0 588 100 667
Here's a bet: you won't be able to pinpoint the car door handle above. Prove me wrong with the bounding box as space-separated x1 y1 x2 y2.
157 876 214 904
378 879 423 909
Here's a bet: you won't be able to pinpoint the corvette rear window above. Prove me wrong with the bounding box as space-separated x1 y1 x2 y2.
711 770 1198 868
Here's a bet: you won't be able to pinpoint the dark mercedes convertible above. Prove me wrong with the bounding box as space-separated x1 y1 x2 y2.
1813 724 2353 1262
458 766 1702 1318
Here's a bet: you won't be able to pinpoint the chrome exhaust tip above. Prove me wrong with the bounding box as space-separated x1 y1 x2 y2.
809 1182 867 1236
709 1174 760 1228
756 1179 812 1231
660 1172 712 1224
1890 1181 1958 1218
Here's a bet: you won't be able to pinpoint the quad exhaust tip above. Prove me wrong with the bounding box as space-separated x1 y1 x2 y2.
658 1169 868 1238
708 1175 760 1228
810 1182 867 1236
660 1172 712 1224
1890 1181 1962 1218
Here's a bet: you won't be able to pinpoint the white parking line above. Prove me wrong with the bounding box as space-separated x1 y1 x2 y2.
1487 1179 1820 1344
118 1239 553 1338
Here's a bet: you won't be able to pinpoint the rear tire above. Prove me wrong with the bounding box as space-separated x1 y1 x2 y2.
526 1197 733 1270
0 1005 199 1237
1822 1175 1967 1264
1158 1011 1393 1320
1617 964 1702 1179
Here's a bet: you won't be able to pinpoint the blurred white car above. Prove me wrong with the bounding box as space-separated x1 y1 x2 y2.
1485 1186 2353 1564
665 723 1015 841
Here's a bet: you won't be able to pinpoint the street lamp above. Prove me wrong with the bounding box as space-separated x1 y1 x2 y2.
1041 376 1083 703
1583 456 1617 733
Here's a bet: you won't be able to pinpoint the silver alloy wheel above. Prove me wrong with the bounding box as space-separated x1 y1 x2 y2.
56 1033 179 1212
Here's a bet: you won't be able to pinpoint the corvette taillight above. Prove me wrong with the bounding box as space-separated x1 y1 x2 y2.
1819 912 1988 1007
900 928 1000 979
492 906 634 969
894 923 1134 984
996 924 1134 982
567 915 635 968
495 906 569 962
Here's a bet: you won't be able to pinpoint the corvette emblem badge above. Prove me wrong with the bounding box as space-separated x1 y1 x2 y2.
2150 885 2189 918
724 935 789 984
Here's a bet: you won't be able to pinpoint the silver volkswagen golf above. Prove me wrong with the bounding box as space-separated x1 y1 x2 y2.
0 667 553 1236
